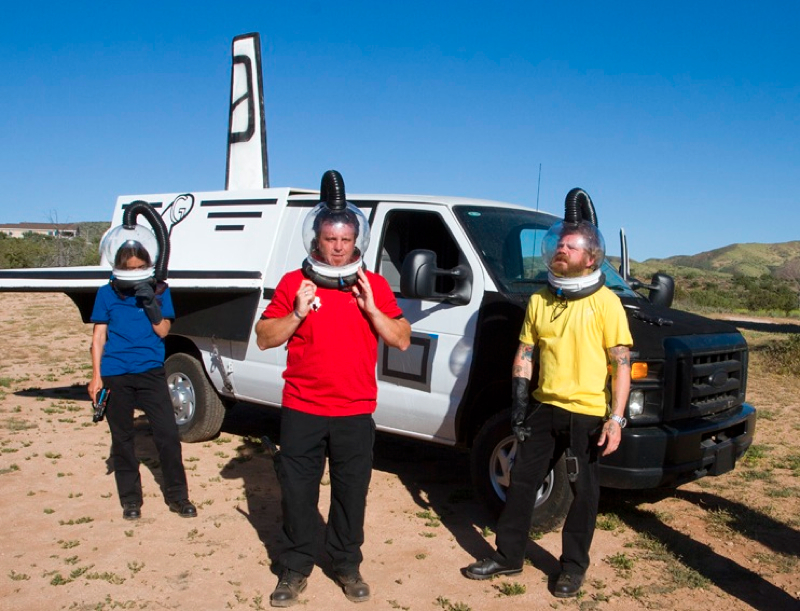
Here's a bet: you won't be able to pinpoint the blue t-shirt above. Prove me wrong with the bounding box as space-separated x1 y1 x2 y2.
90 283 175 377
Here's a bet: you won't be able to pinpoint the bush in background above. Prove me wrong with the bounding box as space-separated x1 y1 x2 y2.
0 222 108 269
760 334 800 377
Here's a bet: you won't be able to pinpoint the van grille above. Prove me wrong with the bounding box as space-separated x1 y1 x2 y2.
663 335 748 421
691 351 743 410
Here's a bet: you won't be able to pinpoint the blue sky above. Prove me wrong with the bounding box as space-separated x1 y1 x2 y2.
1 1 797 260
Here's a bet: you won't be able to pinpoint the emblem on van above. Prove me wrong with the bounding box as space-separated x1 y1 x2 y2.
708 370 729 388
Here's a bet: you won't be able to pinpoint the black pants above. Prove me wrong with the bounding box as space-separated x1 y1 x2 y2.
276 408 375 577
494 403 603 576
103 367 188 506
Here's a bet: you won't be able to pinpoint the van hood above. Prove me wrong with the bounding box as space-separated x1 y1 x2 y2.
620 298 744 358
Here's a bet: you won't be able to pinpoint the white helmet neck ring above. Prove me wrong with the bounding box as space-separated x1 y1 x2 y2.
547 269 605 299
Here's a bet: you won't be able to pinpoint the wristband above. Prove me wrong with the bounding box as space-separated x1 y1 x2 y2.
293 309 306 321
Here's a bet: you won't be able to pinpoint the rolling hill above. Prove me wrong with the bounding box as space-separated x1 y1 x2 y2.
631 241 800 283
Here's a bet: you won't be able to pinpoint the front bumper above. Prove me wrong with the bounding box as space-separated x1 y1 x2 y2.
599 403 756 489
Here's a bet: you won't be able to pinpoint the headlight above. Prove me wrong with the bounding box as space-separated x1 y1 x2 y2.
628 390 645 417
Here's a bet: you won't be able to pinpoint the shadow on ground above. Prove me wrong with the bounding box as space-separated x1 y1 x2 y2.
602 489 800 611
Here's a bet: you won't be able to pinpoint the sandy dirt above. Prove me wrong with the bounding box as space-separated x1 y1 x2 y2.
0 292 798 611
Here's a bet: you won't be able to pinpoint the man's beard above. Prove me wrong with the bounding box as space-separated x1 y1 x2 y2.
550 256 589 278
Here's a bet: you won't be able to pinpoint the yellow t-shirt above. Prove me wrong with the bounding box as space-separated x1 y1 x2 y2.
520 286 633 417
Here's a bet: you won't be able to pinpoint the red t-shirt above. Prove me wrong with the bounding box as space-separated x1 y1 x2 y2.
262 269 404 416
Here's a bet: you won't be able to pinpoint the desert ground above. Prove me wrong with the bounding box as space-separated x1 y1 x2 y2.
0 292 798 611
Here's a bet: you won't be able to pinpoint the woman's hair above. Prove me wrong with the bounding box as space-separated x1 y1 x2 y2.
114 241 152 268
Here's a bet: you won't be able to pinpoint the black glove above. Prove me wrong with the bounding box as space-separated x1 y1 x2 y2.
134 281 164 325
511 377 531 443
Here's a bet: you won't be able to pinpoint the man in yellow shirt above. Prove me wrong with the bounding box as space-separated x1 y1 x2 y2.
466 219 632 598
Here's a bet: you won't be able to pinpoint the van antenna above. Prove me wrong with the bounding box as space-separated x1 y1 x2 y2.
535 163 542 211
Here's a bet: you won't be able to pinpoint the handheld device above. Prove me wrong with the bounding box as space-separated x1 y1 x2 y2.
92 388 110 423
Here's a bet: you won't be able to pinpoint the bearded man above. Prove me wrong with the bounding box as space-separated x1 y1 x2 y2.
464 220 632 598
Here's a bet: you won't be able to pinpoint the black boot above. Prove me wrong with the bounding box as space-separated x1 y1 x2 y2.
553 572 584 598
270 570 307 607
335 572 371 603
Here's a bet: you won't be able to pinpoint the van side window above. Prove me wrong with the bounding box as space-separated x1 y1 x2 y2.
379 210 461 294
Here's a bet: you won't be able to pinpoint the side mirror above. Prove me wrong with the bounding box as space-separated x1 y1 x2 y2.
647 272 675 308
400 249 472 305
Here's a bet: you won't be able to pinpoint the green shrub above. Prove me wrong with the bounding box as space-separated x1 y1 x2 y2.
761 334 800 376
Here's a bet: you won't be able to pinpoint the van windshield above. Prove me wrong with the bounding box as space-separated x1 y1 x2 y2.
454 205 640 299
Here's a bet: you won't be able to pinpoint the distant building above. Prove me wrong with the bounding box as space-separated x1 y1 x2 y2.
0 223 80 239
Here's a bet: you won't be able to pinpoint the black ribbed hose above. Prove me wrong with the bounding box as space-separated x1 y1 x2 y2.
122 201 170 281
320 169 347 211
564 187 598 227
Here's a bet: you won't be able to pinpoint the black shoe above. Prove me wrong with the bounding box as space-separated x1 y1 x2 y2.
464 558 523 580
122 503 141 521
553 572 584 598
270 570 307 607
168 499 197 518
335 572 371 602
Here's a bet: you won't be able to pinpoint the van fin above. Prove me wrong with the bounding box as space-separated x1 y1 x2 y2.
225 32 269 190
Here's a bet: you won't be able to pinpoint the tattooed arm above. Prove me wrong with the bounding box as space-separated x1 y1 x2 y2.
598 344 631 456
511 342 535 381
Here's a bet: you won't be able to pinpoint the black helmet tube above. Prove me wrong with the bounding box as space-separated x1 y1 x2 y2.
320 169 347 211
564 187 598 227
122 200 171 281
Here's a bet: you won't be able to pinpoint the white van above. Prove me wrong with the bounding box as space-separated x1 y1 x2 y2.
0 34 755 530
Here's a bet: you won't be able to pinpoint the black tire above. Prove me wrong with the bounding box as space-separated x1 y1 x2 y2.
471 409 573 532
164 352 226 443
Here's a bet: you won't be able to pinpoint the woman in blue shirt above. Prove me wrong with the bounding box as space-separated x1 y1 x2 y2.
88 240 196 520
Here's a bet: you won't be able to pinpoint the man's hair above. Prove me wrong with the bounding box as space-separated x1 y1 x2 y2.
560 222 603 270
114 241 152 268
313 208 359 238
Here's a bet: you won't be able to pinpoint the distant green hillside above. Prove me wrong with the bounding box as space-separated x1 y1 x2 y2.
628 241 800 316
637 241 800 281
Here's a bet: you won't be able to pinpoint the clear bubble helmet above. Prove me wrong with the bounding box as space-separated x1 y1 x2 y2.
541 220 606 276
99 224 159 284
301 201 370 284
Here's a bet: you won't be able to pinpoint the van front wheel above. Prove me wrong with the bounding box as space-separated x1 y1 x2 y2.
471 410 572 532
165 353 225 443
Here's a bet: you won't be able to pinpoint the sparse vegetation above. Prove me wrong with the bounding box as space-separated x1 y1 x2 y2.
85 570 126 584
415 509 441 528
435 596 471 611
596 512 624 531
495 580 526 596
606 552 634 574
760 334 800 376
1 290 799 610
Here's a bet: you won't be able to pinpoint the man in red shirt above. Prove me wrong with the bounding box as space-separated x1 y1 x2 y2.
256 177 411 607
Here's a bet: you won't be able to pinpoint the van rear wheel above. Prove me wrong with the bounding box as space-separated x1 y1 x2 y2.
471 410 572 532
165 353 225 443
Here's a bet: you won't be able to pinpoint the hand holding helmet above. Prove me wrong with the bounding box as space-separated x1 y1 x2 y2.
293 280 317 320
134 281 163 325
